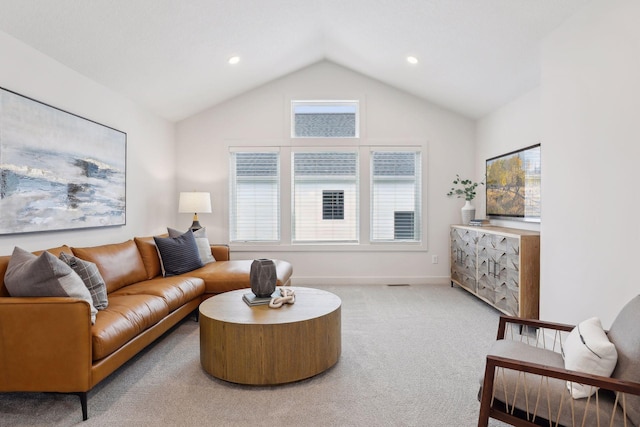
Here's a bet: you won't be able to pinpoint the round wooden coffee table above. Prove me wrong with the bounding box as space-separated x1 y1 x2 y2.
199 287 341 385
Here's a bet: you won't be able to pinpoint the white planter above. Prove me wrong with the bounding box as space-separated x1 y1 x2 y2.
461 200 476 225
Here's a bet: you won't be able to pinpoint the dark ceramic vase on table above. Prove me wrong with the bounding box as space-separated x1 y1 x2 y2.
250 259 277 297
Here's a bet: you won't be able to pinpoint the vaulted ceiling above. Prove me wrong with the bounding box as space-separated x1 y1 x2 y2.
0 0 592 122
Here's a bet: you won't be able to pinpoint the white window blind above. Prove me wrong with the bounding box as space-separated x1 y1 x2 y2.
371 151 421 242
292 151 358 243
229 151 280 242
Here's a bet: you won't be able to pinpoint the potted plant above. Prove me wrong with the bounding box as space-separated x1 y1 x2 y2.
446 174 483 224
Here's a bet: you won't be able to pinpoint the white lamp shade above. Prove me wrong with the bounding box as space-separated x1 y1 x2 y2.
178 192 212 214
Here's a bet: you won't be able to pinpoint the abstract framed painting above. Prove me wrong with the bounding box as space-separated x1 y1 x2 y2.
0 87 126 235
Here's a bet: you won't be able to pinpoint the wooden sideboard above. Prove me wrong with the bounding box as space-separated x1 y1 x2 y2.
450 225 540 319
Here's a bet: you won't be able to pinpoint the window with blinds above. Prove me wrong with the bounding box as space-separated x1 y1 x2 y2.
229 151 280 242
292 101 359 138
292 151 358 242
371 151 421 242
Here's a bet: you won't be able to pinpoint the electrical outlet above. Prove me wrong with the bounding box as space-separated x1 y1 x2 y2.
432 255 438 264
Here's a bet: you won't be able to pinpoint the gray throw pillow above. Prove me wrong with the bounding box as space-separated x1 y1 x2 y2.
168 227 215 264
4 247 97 324
154 230 204 277
59 252 108 310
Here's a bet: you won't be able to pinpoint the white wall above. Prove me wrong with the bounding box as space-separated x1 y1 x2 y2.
0 31 176 255
539 0 640 327
176 61 476 285
477 0 640 327
476 88 541 232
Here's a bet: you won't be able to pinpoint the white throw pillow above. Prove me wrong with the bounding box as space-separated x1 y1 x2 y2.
562 317 618 398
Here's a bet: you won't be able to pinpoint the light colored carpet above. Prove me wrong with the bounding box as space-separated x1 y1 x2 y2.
0 284 510 426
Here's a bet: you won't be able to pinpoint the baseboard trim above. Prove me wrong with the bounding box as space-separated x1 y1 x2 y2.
291 276 450 286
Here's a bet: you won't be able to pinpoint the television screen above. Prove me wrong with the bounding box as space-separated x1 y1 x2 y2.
486 144 541 222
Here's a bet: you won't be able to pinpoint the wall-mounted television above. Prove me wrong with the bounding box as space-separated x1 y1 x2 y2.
486 144 541 222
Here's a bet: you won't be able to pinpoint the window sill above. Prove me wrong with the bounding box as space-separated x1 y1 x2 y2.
229 242 428 252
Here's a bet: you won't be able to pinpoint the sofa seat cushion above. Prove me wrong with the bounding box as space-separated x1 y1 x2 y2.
185 259 293 295
110 277 205 312
483 339 626 427
92 294 169 361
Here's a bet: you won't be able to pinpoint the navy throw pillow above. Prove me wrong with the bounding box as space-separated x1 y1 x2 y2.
153 230 204 277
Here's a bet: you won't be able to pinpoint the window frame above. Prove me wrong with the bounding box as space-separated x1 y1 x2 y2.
227 138 427 252
291 149 360 244
229 148 281 243
370 149 422 244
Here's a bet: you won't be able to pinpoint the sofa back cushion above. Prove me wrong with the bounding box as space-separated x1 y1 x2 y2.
607 294 640 426
72 240 147 293
134 236 163 280
0 255 10 297
0 246 72 296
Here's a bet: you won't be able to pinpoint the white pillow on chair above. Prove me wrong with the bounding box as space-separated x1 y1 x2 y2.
562 317 618 398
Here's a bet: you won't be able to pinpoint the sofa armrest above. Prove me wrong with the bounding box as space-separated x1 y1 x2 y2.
0 297 93 392
210 244 230 262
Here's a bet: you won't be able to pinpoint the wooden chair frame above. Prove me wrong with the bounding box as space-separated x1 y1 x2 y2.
478 315 640 427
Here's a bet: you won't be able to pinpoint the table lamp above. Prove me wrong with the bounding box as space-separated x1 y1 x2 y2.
178 192 212 231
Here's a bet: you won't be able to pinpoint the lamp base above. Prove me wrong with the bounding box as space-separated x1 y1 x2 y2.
189 213 203 231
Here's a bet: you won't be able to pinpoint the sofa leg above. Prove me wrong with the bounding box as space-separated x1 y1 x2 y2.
75 392 88 421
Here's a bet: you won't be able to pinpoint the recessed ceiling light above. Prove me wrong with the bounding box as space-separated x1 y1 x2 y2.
407 56 418 65
228 56 240 65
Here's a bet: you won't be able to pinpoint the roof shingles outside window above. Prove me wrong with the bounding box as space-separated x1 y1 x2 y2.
294 113 356 137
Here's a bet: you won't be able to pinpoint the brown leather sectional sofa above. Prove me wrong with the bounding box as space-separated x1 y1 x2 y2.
0 236 293 421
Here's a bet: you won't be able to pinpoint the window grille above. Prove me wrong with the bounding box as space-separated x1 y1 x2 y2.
394 211 415 240
322 190 345 220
